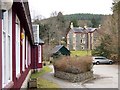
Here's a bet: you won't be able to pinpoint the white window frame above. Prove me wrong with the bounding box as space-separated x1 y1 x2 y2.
22 30 25 71
81 34 85 38
27 42 30 66
29 43 31 65
16 15 20 77
38 45 42 63
2 9 12 88
26 36 28 68
81 46 84 50
73 33 76 37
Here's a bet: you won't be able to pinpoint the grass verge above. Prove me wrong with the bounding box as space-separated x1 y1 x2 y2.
71 50 91 56
30 66 60 89
37 77 60 89
30 66 52 79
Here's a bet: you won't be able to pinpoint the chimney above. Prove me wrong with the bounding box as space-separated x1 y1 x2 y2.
98 24 101 29
84 25 87 29
70 22 73 29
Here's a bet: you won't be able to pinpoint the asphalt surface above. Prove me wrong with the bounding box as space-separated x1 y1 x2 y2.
41 64 118 89
83 64 118 88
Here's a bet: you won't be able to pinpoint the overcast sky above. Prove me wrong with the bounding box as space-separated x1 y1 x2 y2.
28 0 113 19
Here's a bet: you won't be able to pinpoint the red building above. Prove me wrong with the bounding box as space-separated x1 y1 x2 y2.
0 1 43 89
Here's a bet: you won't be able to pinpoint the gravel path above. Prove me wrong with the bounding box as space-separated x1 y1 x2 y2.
42 65 84 88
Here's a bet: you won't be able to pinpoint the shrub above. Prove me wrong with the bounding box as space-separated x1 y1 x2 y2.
53 56 92 74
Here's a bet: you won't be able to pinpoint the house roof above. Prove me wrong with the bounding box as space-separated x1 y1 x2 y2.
23 1 34 43
72 27 97 33
51 45 64 54
34 38 44 45
39 38 44 44
13 1 34 44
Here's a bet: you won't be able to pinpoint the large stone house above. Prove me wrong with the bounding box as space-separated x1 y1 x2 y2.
67 22 98 51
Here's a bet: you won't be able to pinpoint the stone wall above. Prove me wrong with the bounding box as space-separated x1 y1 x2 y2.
54 70 93 82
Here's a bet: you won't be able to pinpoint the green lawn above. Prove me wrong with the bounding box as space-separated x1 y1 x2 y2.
30 66 52 79
71 50 91 57
30 66 60 89
37 77 60 89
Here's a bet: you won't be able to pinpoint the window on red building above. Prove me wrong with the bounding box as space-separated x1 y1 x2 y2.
25 36 28 68
2 9 12 87
16 15 20 77
38 45 41 63
22 30 25 71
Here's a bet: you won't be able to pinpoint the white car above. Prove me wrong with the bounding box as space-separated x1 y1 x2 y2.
92 56 113 65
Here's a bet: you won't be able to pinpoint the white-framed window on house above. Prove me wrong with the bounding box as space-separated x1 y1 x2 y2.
16 15 20 77
26 36 28 68
73 43 76 50
2 9 12 88
38 45 42 63
27 42 30 66
81 34 85 38
81 46 84 50
29 43 31 65
22 30 25 71
81 39 83 43
73 33 76 37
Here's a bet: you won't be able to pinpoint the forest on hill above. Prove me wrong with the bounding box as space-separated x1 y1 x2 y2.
64 13 109 21
39 13 110 28
64 13 110 27
33 12 109 45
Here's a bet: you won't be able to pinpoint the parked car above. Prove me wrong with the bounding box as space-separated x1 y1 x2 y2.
92 56 114 65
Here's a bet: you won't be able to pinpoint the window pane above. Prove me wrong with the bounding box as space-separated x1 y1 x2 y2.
2 9 12 87
3 32 6 84
8 36 11 80
26 36 28 68
8 10 11 35
16 16 20 76
3 11 8 32
22 31 25 71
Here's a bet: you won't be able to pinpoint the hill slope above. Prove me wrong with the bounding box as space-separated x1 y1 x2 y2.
64 13 109 21
33 13 110 45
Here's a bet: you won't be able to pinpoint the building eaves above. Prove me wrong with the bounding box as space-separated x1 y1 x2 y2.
72 27 97 33
22 1 34 44
51 45 63 54
39 38 44 45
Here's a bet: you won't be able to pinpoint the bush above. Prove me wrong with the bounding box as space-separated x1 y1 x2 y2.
91 43 110 58
53 56 92 74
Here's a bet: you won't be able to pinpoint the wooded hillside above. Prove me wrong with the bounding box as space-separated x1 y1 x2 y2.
64 13 107 20
33 13 109 45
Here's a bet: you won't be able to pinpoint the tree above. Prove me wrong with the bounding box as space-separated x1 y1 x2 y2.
33 20 50 44
92 35 111 58
92 14 118 61
50 11 58 17
71 19 79 27
56 12 66 44
91 17 99 28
